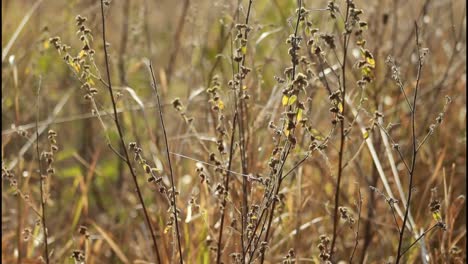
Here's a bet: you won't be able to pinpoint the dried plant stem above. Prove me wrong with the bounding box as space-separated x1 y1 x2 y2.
36 76 50 264
399 223 440 258
244 133 292 262
216 113 238 264
359 163 377 263
390 202 402 234
16 185 22 264
234 0 253 259
258 1 302 263
99 1 162 263
349 188 362 263
259 144 292 264
330 0 352 258
346 95 414 231
147 61 184 264
395 22 423 264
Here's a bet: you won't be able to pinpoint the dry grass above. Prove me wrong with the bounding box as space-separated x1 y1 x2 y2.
2 0 466 263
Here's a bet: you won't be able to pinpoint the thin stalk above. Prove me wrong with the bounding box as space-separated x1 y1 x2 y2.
395 22 423 264
36 76 49 264
398 223 439 258
257 3 303 263
349 188 362 263
330 0 352 258
216 113 238 264
234 0 253 259
389 202 401 234
148 61 184 264
359 162 377 264
259 144 291 264
99 1 162 262
245 138 296 262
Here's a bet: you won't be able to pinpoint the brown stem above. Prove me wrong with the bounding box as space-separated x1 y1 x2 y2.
257 2 302 262
36 76 49 264
147 61 184 264
399 223 440 258
395 22 423 264
99 2 162 263
259 144 291 264
330 0 352 259
233 0 253 260
349 188 363 263
216 113 238 264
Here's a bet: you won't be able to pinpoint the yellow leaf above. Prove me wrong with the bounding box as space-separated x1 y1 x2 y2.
366 57 375 68
78 50 86 59
356 39 366 47
288 95 297 105
218 100 225 110
241 46 247 55
143 164 151 174
164 225 172 234
361 66 372 76
310 128 324 140
242 85 247 90
43 40 50 50
363 131 369 139
297 108 303 121
72 63 80 72
432 211 442 222
338 102 343 113
88 78 95 86
311 129 320 135
282 95 289 106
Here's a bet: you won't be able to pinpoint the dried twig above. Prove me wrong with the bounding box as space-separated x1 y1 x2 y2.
99 1 162 262
147 61 184 264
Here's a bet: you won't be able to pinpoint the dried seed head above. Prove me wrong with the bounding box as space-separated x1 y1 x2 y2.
78 225 87 235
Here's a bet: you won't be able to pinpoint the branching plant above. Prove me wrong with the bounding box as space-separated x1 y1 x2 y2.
1 0 465 263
